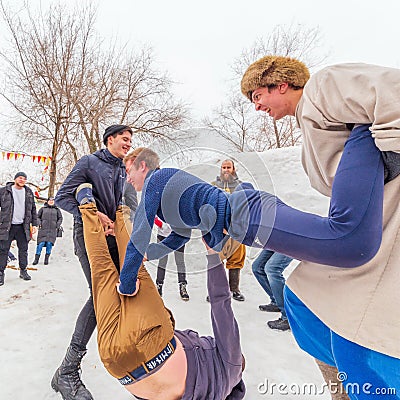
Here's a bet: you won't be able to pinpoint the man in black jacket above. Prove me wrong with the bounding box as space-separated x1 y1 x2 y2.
53 125 132 400
0 171 38 285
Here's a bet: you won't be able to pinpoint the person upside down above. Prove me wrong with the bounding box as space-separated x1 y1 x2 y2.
77 193 246 399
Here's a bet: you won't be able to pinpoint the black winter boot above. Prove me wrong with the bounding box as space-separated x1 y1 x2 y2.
156 281 163 297
51 346 94 400
19 269 31 280
44 254 50 265
32 254 40 265
0 271 4 286
179 282 189 301
229 268 245 301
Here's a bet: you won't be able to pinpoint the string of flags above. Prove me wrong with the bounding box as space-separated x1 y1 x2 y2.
1 151 52 167
1 150 52 183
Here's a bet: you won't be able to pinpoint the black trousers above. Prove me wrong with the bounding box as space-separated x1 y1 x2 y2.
70 221 120 352
0 224 28 272
155 234 187 284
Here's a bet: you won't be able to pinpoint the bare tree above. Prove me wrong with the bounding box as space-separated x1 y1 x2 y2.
204 23 328 151
0 1 189 195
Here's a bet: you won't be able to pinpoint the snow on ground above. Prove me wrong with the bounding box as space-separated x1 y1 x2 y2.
0 145 333 399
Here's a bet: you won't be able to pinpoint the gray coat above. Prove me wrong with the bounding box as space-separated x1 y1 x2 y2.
37 203 63 244
0 182 38 241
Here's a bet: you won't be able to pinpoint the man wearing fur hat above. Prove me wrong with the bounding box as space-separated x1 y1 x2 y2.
53 125 133 400
241 57 400 399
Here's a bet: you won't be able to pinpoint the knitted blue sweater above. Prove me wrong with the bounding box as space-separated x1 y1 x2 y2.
119 168 230 295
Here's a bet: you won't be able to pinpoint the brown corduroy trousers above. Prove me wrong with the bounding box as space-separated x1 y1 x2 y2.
80 204 175 380
220 238 246 269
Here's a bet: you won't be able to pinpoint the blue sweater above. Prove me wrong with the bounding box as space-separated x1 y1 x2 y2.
119 168 230 295
119 125 384 295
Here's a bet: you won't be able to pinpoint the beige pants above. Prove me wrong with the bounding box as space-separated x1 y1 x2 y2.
80 204 175 379
220 238 246 269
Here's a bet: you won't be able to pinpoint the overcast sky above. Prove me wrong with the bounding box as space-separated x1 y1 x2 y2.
3 0 400 120
95 0 400 118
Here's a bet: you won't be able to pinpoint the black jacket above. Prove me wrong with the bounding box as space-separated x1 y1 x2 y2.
55 149 126 222
0 183 38 241
37 203 63 244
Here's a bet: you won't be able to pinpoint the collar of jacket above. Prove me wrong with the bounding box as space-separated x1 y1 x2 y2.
94 148 124 166
145 169 157 181
6 182 26 191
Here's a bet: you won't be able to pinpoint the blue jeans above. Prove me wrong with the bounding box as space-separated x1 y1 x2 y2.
285 287 400 400
252 250 292 319
35 241 54 255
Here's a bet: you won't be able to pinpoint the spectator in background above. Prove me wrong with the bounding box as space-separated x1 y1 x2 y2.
32 197 63 265
0 172 38 285
154 216 189 301
211 160 246 301
252 250 293 331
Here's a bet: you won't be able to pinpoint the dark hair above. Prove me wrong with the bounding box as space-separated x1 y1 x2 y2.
103 124 132 146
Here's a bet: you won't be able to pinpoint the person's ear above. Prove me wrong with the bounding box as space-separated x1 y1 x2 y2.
278 82 289 93
140 160 147 172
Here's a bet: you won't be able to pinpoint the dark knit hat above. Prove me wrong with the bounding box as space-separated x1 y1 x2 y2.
103 124 132 145
241 56 310 101
14 171 27 180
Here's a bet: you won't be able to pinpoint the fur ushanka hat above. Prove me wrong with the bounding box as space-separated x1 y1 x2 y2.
241 56 310 101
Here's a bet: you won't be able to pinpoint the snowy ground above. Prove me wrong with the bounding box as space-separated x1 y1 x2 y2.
0 146 334 400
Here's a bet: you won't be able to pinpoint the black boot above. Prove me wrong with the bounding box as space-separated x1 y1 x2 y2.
229 268 245 301
51 346 94 400
179 282 189 301
0 271 4 286
44 254 50 265
32 254 40 265
19 269 31 280
156 281 163 297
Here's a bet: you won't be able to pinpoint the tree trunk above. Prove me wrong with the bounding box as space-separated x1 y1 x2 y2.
48 133 58 197
273 119 281 148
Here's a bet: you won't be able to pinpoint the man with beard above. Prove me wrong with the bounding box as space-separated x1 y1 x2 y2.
0 171 38 285
211 160 246 301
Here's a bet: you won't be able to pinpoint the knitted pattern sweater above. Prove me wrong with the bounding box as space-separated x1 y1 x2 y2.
119 168 230 295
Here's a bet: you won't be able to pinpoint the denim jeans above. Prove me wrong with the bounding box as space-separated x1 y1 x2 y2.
69 220 120 352
35 241 53 255
252 250 292 319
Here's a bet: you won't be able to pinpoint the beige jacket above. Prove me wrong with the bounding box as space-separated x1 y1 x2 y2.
287 63 400 358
